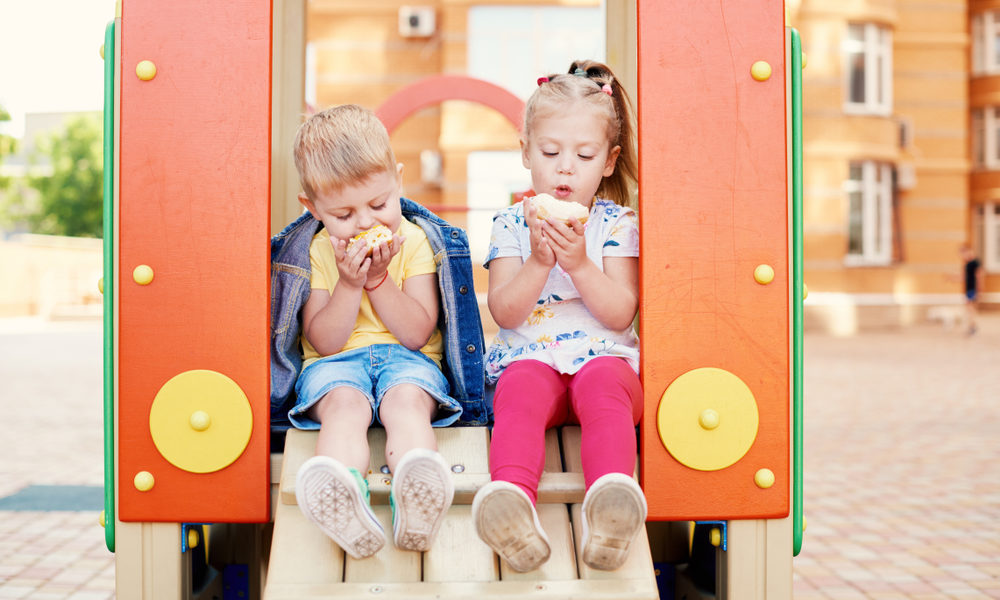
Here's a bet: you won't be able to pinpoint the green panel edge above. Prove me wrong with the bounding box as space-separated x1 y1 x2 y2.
102 18 116 553
790 28 804 557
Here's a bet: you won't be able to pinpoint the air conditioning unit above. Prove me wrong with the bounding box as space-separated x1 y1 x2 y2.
399 6 436 38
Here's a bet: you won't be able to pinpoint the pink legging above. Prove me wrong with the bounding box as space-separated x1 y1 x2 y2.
490 357 643 504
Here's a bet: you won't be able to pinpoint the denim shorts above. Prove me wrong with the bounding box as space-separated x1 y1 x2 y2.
291 344 462 429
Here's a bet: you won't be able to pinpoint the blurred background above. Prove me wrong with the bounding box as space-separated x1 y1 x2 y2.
0 1 997 599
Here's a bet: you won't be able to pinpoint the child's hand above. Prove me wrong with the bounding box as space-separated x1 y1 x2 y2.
364 234 405 287
542 217 587 274
526 198 555 267
332 237 371 289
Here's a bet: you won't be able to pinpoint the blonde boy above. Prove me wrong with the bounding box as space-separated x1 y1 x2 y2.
290 105 459 558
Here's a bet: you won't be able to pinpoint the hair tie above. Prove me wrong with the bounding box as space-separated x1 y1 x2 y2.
536 76 549 86
573 67 588 77
601 83 613 96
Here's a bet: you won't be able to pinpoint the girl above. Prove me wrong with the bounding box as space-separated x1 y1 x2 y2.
472 60 645 572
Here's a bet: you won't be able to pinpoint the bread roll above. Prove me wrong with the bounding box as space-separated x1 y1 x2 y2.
532 193 589 225
347 224 394 254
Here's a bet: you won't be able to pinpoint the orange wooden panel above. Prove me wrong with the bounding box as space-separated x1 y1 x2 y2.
637 1 790 520
117 0 271 522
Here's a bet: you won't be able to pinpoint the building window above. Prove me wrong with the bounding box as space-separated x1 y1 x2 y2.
971 107 1000 170
974 203 1000 272
972 12 1000 75
467 6 605 100
843 23 892 115
845 161 893 265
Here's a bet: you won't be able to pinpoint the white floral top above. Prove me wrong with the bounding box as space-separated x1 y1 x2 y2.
483 198 640 384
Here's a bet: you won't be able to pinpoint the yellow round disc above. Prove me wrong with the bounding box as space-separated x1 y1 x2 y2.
657 367 759 471
754 468 775 489
149 370 253 474
133 264 154 285
754 264 775 285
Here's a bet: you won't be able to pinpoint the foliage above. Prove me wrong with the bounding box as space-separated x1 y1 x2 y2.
2 114 103 238
0 105 16 192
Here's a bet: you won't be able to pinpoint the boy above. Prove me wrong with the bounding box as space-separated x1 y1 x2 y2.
290 105 460 558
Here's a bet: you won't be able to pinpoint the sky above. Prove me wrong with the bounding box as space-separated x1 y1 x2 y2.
0 0 115 138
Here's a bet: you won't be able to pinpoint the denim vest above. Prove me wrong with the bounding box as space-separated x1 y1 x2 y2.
270 198 489 431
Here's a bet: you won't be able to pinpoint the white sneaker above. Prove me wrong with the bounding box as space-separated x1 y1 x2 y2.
295 456 385 559
581 472 647 571
390 448 454 552
472 481 551 572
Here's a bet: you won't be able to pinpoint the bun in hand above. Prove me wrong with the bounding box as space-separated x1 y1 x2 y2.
532 193 589 225
347 224 394 254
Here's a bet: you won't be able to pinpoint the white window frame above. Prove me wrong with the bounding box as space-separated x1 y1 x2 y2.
975 203 1000 272
845 161 893 266
971 107 1000 170
972 12 1000 75
843 23 893 116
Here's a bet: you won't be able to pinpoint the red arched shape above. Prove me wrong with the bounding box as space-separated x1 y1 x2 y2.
376 75 524 134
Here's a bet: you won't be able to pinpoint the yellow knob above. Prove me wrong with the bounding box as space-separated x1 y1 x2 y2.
190 410 211 432
751 61 772 81
133 265 154 285
136 60 157 81
709 527 721 547
98 510 106 528
100 44 105 60
801 52 808 69
803 516 808 531
187 528 200 549
754 468 775 489
134 471 155 492
699 409 720 430
98 277 104 294
803 283 809 300
754 264 774 285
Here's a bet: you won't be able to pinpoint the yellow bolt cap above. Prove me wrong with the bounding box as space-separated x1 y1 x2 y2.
754 468 775 489
803 283 809 300
751 61 772 81
699 409 720 430
754 264 775 285
136 60 157 81
134 471 155 492
189 410 212 432
133 265 154 285
100 44 105 60
98 510 106 528
187 528 200 549
801 52 808 69
98 277 104 294
709 528 721 547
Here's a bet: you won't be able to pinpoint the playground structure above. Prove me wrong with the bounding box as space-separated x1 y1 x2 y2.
101 0 804 598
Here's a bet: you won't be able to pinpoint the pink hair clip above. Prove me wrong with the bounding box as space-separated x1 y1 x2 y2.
537 76 550 86
601 83 613 96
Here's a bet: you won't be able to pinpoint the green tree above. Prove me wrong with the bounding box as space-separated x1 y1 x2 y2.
0 105 16 192
4 114 103 238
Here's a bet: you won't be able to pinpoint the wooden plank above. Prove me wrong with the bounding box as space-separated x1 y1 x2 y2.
264 501 344 595
280 427 491 506
264 580 661 599
344 505 421 584
499 503 577 582
570 503 658 597
544 428 563 472
114 521 188 600
424 505 498 583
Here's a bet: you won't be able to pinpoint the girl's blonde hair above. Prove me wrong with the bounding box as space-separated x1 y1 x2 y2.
523 60 637 207
293 104 397 200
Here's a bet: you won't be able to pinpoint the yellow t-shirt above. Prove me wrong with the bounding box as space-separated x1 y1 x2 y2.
302 219 442 368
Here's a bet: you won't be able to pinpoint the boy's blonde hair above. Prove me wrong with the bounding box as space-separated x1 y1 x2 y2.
524 60 637 207
293 104 397 199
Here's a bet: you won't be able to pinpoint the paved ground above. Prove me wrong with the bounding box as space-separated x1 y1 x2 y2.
0 314 997 599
